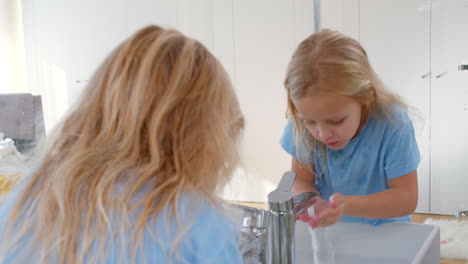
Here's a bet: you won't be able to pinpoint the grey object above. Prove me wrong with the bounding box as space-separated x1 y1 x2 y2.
314 0 321 32
435 72 448 78
455 210 468 217
421 72 431 78
0 93 45 152
225 203 270 264
267 171 317 264
458 64 468 71
228 172 318 264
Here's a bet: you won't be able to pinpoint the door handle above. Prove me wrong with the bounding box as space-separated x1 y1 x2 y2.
421 72 431 79
435 72 448 78
458 64 468 71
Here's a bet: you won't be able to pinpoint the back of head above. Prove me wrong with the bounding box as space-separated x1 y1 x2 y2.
1 25 244 263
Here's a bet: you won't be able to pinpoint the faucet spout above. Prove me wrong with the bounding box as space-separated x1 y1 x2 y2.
293 192 317 218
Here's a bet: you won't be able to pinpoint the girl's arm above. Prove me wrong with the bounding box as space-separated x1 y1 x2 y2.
343 170 418 218
291 157 319 195
313 171 418 228
291 157 324 226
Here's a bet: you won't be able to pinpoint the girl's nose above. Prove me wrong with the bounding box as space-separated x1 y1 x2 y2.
317 125 332 142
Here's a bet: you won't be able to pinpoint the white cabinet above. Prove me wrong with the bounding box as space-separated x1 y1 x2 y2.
340 0 468 214
222 0 316 202
358 0 431 213
430 0 468 215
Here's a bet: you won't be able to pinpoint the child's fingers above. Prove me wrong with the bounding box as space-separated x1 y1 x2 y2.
311 209 331 226
329 193 344 208
297 208 316 223
314 207 341 227
318 219 330 227
298 213 311 222
310 196 345 228
327 196 338 208
318 217 333 228
317 206 334 219
308 219 318 229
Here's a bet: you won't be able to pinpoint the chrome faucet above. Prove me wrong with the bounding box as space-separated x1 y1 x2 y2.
267 171 317 264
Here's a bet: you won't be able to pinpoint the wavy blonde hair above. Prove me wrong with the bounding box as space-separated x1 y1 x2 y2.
1 25 244 263
284 29 406 164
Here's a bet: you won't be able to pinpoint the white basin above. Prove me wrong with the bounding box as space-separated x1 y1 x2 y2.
225 203 440 263
295 221 440 264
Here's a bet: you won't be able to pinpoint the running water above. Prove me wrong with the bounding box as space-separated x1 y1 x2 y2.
324 226 336 263
308 226 336 264
307 206 336 263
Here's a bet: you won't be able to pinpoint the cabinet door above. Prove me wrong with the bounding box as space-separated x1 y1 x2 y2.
430 0 468 215
221 0 315 202
359 0 431 213
321 0 360 40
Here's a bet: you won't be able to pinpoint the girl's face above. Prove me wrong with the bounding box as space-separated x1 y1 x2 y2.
293 95 362 150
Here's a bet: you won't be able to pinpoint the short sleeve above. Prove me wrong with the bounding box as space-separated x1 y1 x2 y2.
280 120 298 158
384 121 420 180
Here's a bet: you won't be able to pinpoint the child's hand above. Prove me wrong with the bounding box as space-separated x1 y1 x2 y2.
308 193 346 229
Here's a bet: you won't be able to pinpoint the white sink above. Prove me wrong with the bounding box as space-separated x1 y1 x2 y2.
295 221 440 264
225 203 440 264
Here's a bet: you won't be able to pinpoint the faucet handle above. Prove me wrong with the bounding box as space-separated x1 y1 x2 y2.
268 171 296 212
276 171 296 192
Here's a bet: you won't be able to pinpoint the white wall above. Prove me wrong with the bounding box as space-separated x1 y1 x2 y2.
0 0 25 93
21 0 181 131
21 0 316 202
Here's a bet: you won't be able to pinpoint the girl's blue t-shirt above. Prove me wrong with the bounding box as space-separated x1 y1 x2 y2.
0 181 243 264
280 107 420 226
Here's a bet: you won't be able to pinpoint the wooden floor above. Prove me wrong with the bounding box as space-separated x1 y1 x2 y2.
229 201 468 264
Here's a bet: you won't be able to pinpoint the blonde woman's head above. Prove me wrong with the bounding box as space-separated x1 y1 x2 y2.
75 25 244 194
1 25 244 264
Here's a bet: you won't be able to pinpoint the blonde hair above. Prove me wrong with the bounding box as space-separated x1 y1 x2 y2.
284 29 406 164
1 25 244 263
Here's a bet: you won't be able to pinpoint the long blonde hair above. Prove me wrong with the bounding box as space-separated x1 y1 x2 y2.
284 29 406 164
1 25 244 263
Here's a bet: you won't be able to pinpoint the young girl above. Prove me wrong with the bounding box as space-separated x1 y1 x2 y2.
281 29 420 228
0 25 244 263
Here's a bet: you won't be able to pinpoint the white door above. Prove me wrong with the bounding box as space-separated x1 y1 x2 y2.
430 0 468 215
221 0 315 202
358 0 431 213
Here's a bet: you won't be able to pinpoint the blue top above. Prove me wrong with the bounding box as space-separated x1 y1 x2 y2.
280 106 420 226
0 181 243 264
